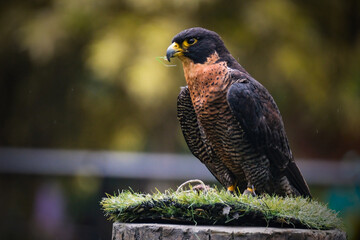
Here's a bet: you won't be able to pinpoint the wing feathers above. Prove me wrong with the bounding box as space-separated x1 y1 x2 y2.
227 75 311 197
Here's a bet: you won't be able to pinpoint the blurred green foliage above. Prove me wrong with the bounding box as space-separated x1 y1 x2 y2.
0 0 359 158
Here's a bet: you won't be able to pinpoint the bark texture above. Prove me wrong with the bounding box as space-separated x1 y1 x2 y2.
112 223 346 240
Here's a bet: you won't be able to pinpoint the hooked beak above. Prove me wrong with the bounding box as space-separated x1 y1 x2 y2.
166 42 184 62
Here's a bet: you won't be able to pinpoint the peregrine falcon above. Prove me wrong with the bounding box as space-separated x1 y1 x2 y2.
166 27 311 198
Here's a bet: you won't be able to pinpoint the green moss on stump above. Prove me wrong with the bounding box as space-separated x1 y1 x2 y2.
101 187 343 230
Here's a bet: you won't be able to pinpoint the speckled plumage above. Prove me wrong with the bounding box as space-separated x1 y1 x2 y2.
168 27 311 197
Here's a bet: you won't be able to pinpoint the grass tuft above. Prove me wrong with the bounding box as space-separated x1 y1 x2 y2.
100 187 343 230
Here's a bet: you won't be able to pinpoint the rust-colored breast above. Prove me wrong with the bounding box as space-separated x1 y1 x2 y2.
181 52 243 172
181 53 231 115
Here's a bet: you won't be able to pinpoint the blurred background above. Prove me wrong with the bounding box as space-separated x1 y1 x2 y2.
0 0 359 239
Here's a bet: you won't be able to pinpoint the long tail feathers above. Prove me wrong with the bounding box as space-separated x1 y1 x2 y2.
285 161 312 198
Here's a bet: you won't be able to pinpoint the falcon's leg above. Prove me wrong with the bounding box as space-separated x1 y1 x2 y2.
243 185 256 197
227 180 238 194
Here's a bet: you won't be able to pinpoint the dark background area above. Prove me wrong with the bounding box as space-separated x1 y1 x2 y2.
0 0 359 239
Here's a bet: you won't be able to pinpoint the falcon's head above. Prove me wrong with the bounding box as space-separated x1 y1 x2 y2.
166 27 231 64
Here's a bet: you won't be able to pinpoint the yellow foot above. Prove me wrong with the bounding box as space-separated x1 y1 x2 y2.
243 186 256 197
227 185 235 192
228 185 235 192
227 185 238 195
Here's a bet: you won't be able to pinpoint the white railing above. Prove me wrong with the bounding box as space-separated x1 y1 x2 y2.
0 147 359 185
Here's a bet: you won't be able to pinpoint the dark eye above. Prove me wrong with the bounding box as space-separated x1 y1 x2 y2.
183 38 198 47
188 38 196 44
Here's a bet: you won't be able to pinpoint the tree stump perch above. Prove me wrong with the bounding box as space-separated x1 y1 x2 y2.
112 222 346 240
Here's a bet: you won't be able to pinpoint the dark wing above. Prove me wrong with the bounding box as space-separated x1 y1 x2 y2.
177 86 240 188
226 74 311 197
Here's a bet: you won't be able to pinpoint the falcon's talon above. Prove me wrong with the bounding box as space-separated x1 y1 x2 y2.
243 187 257 197
227 185 235 193
227 180 239 194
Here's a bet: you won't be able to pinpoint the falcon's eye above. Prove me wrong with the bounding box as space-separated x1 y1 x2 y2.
187 38 196 44
183 38 198 47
